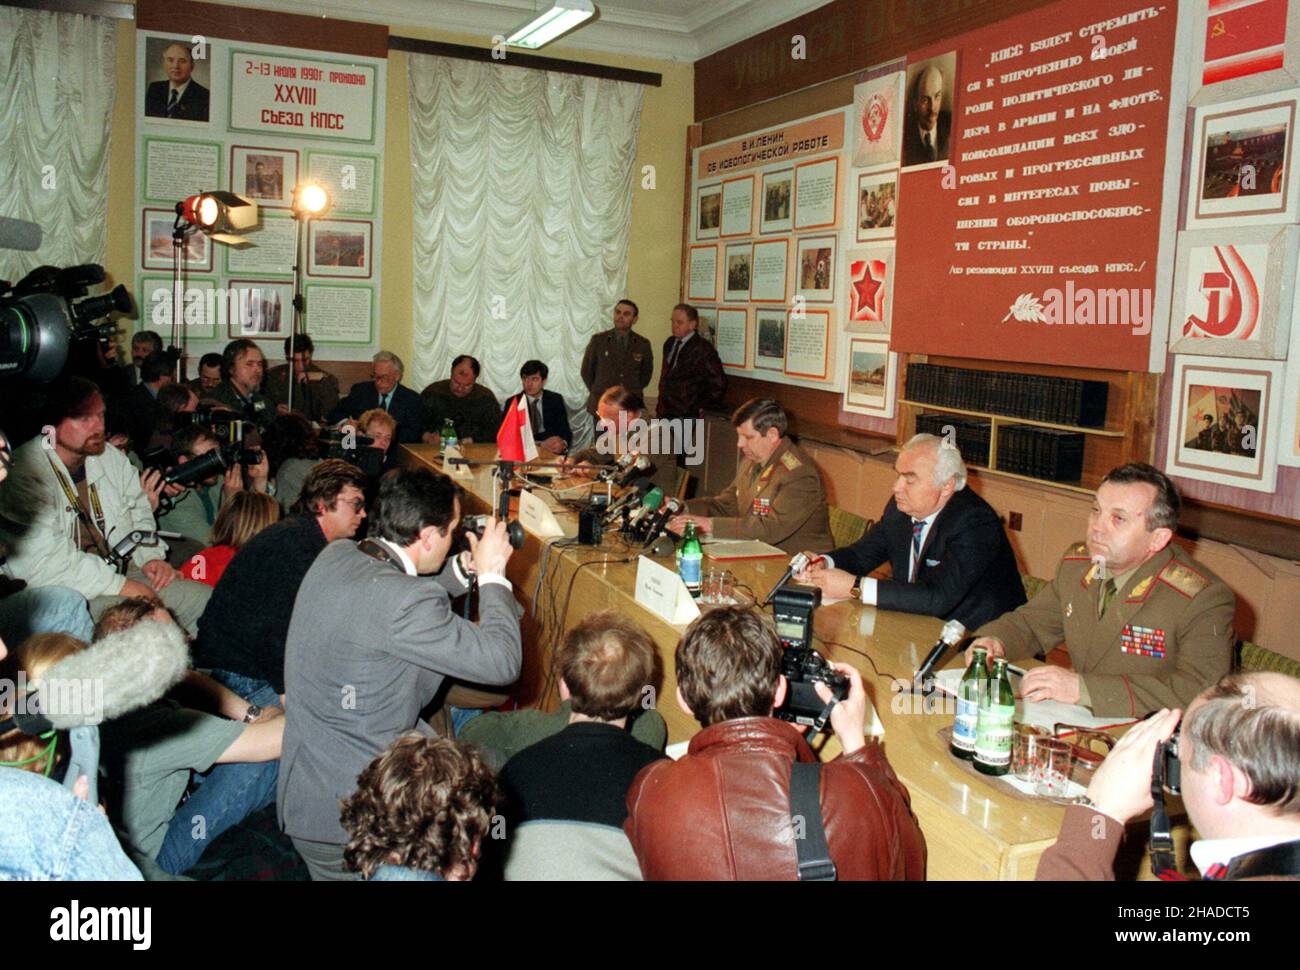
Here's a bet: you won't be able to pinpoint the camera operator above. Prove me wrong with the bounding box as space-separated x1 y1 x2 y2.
0 378 212 636
623 607 925 880
1037 670 1300 881
156 424 269 552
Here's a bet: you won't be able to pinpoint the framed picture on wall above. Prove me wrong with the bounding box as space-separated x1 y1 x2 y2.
759 168 793 234
696 306 717 346
842 336 896 418
1190 0 1300 105
852 71 904 169
227 279 294 340
796 235 836 303
688 244 718 302
1170 226 1299 358
855 169 899 242
1165 355 1283 492
754 309 787 372
1187 90 1300 228
720 175 754 237
723 242 752 302
844 243 894 332
715 307 748 368
696 184 721 240
231 145 298 209
142 208 212 272
307 219 373 279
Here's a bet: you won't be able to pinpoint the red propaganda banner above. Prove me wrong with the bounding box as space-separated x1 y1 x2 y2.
891 0 1178 372
1204 0 1289 85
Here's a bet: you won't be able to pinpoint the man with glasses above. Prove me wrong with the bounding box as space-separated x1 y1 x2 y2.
192 459 369 711
328 351 425 444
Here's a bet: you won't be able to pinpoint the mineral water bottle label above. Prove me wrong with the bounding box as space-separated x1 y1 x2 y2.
952 697 979 752
679 553 702 590
974 704 1014 766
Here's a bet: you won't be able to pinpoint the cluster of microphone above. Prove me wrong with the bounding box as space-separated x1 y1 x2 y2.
589 453 682 548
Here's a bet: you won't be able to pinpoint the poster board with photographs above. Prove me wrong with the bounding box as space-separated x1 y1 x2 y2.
842 335 897 418
1190 0 1300 106
133 27 387 363
687 108 851 391
1165 355 1283 492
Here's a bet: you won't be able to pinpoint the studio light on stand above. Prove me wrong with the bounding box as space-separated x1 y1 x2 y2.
287 182 331 415
173 191 259 380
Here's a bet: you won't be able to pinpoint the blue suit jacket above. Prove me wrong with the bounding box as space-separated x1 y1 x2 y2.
828 487 1026 630
503 389 572 450
327 381 424 444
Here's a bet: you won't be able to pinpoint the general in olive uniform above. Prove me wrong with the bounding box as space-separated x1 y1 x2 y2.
580 299 654 419
673 399 832 555
976 467 1235 719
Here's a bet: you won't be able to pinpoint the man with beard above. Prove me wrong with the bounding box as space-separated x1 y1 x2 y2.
0 378 211 635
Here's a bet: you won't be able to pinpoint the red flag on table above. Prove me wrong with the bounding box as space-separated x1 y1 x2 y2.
496 395 538 463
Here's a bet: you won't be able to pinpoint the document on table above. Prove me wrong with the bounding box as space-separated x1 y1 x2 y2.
931 668 1138 733
700 538 787 560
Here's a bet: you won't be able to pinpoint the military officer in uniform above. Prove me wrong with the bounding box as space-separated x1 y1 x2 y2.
967 463 1235 718
580 300 654 430
669 398 832 555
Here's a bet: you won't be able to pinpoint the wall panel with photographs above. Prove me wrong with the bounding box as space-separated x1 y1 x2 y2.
686 108 849 395
132 26 386 364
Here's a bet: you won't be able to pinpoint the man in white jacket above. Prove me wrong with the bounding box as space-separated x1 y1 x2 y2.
0 378 211 635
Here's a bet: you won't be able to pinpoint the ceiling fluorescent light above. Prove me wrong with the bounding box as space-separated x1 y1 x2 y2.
506 0 596 49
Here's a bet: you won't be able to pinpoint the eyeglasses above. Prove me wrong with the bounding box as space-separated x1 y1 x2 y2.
340 498 366 512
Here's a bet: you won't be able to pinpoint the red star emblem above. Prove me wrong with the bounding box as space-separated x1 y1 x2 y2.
850 258 887 321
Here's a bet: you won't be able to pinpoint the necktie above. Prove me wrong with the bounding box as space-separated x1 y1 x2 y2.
379 392 390 412
167 88 179 117
667 340 683 373
528 396 542 434
909 519 924 582
1097 578 1117 619
924 132 934 159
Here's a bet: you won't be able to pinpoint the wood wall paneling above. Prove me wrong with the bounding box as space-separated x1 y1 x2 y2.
136 0 389 57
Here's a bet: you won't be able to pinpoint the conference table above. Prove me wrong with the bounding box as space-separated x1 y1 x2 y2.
400 443 1191 880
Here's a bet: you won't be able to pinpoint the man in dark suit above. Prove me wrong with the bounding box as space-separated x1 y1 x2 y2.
144 42 210 123
901 64 951 166
278 468 522 880
326 350 424 444
657 303 726 423
800 433 1025 631
502 359 571 454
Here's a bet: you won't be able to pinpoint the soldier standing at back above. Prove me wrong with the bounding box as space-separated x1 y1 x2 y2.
580 300 653 432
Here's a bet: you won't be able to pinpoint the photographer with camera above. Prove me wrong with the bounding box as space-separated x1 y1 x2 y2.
1037 670 1300 881
279 467 522 880
208 339 273 431
156 423 269 549
624 607 925 880
0 378 211 636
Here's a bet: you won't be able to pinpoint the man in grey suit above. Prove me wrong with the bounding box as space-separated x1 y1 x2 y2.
278 468 522 880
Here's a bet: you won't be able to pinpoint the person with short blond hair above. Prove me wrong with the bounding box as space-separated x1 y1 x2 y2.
180 490 281 588
494 610 665 881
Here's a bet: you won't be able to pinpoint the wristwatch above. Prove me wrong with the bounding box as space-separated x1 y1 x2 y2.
850 576 863 601
243 704 263 723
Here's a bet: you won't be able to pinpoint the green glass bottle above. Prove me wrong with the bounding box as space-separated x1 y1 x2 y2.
676 521 703 598
974 657 1015 776
441 418 458 450
949 647 987 761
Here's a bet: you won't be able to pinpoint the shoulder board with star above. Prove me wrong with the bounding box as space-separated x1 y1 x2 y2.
1063 542 1091 561
780 451 802 471
1158 560 1209 599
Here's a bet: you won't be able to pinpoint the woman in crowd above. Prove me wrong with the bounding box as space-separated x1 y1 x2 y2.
180 490 282 588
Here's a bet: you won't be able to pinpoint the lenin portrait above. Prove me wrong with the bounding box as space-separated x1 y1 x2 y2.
902 52 956 168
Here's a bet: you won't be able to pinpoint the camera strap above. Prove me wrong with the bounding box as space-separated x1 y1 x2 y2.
358 538 404 573
789 761 837 881
47 457 119 571
1148 747 1184 881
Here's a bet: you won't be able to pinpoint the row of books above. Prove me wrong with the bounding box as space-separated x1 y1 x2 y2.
905 363 1109 428
996 425 1086 483
915 413 990 467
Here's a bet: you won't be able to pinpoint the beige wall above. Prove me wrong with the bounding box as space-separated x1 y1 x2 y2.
103 14 693 388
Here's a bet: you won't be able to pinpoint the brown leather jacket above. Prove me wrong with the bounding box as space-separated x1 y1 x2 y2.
624 717 926 880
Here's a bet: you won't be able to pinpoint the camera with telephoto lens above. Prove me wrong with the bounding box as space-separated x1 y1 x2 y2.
317 427 382 477
188 405 247 445
775 646 850 728
462 514 526 550
162 439 263 490
1154 726 1181 795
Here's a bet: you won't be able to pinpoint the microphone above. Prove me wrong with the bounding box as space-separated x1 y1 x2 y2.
0 216 42 252
611 454 651 488
640 496 683 548
0 619 190 735
762 552 810 606
912 619 968 690
602 477 652 523
627 486 664 532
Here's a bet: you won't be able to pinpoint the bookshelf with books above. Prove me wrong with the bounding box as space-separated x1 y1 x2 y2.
897 355 1159 494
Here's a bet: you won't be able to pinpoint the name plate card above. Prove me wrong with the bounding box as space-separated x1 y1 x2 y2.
635 555 701 626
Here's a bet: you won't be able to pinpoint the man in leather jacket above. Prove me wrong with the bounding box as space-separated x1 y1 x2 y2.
624 607 926 880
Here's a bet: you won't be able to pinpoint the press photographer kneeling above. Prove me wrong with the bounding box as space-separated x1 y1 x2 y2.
1037 670 1300 881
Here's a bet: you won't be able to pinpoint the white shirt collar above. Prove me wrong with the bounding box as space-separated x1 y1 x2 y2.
375 537 417 576
1190 834 1300 876
169 79 191 96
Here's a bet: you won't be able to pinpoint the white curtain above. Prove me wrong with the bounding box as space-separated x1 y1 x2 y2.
0 8 117 278
406 54 644 442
